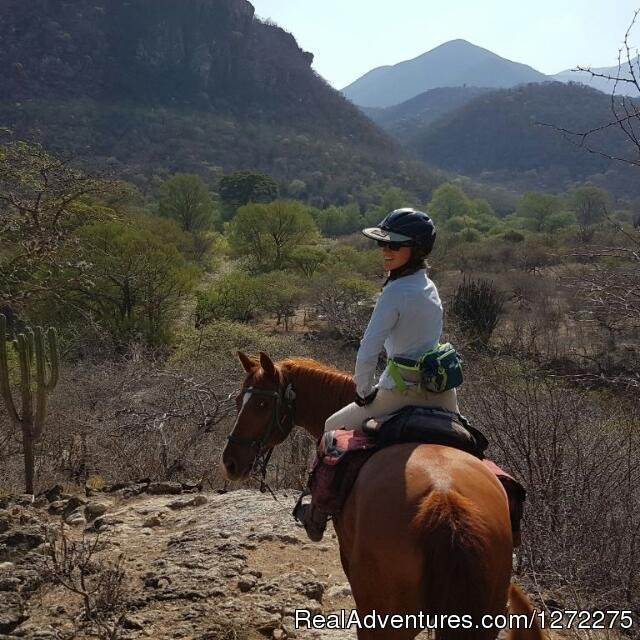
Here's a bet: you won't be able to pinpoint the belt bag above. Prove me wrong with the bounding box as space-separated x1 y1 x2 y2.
388 342 463 393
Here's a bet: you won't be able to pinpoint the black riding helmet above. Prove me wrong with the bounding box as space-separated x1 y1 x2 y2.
362 208 436 255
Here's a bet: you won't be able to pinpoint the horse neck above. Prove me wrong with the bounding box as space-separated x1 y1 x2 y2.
282 361 355 439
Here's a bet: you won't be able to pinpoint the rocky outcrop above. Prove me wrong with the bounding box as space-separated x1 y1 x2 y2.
0 0 318 114
0 487 363 639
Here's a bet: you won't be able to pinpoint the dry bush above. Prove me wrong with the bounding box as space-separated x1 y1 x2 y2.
44 522 129 639
311 272 377 344
0 323 353 493
0 353 238 491
450 278 507 348
463 359 640 607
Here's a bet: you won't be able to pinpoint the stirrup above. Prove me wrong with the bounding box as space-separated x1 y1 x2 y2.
292 489 311 523
292 491 328 542
299 503 328 542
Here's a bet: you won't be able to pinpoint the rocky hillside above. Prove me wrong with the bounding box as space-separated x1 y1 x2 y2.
0 0 439 205
1 484 361 639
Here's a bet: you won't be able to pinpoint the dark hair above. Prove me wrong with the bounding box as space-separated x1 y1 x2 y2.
384 246 429 286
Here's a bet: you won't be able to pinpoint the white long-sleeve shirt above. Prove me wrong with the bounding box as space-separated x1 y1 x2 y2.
354 269 443 398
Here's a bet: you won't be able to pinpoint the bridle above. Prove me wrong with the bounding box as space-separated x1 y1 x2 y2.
227 382 296 496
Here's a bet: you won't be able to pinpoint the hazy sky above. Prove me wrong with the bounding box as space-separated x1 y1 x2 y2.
250 0 640 89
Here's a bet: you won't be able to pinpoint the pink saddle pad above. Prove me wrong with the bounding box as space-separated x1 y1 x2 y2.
309 429 526 545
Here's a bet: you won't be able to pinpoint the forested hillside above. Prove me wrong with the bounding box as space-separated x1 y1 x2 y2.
364 86 492 145
0 0 440 205
409 82 640 198
1 4 639 637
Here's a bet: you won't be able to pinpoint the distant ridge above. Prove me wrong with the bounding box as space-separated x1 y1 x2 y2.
341 39 549 108
407 82 639 197
553 57 640 97
365 86 493 144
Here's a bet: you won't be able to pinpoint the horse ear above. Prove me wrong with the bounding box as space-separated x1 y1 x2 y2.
237 351 258 373
259 352 277 379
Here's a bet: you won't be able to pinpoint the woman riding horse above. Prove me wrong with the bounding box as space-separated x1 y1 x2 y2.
223 352 538 640
222 209 541 640
302 208 460 540
326 208 459 430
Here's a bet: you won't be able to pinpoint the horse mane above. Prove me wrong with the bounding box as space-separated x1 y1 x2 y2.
277 357 356 427
278 357 352 384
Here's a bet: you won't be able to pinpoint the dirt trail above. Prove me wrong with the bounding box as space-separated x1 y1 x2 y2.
2 488 557 640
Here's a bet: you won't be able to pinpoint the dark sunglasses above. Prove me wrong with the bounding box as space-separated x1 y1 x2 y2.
377 240 410 251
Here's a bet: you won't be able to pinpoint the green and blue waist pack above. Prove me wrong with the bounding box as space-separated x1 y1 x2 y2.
388 342 463 393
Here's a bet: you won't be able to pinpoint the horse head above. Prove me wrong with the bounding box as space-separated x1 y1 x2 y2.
221 351 295 481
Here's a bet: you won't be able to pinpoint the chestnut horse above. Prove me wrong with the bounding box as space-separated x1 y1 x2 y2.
222 352 542 640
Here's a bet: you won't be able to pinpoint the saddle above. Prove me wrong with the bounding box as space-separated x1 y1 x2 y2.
302 406 526 545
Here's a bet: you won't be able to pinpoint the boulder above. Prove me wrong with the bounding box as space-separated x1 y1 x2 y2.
147 482 182 495
0 592 26 634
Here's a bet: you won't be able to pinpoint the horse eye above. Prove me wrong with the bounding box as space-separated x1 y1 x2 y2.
258 400 267 409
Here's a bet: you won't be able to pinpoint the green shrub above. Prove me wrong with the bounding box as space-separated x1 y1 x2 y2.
502 229 525 243
195 272 266 324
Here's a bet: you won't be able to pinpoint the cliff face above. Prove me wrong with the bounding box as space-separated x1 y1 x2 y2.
1 0 317 114
0 0 425 205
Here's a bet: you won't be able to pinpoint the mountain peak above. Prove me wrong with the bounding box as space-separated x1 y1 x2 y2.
342 40 548 108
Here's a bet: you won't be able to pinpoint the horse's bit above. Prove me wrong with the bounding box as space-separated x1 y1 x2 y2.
227 383 296 496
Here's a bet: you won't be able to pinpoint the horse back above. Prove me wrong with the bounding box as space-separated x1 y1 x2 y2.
336 443 513 621
345 442 511 537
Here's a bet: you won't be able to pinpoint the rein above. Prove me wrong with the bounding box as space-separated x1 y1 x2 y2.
227 383 296 496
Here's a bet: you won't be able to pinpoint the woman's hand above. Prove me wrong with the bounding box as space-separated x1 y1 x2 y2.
355 388 378 407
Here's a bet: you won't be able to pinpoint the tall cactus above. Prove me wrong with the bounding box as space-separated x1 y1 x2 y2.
0 314 59 494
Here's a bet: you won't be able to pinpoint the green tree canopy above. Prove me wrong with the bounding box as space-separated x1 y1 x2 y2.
569 185 610 227
70 219 199 346
158 173 217 233
256 271 306 331
471 198 497 219
219 170 278 220
363 186 413 225
428 183 472 222
195 272 266 325
314 204 363 236
227 200 318 271
515 192 563 232
289 246 328 277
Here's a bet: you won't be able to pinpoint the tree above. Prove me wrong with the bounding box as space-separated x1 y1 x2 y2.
569 185 610 228
428 183 472 222
0 140 112 313
542 10 640 170
558 12 640 391
313 272 377 343
471 198 496 219
515 192 563 232
68 220 200 346
195 272 265 325
289 246 328 277
314 204 363 236
227 200 318 271
543 210 577 233
158 173 217 233
218 170 278 220
256 272 306 331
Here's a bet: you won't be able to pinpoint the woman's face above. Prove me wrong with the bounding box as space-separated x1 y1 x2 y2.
381 244 412 271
